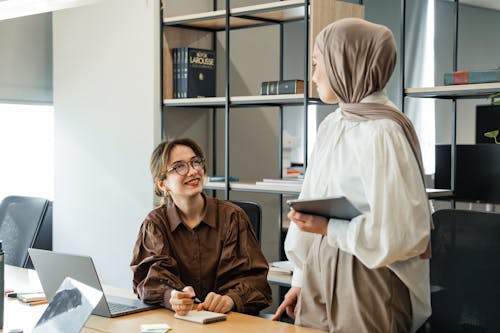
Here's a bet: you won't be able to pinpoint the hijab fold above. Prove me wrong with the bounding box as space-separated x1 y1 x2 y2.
316 18 430 259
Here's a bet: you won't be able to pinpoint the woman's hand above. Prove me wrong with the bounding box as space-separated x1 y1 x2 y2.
169 286 195 316
288 209 328 235
197 292 234 313
271 286 301 320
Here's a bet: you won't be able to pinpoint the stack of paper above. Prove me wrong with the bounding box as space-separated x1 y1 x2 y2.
270 261 294 274
140 323 171 333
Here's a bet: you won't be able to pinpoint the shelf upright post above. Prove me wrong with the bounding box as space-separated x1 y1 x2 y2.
159 0 165 141
212 0 218 181
400 0 406 113
224 0 231 200
302 0 309 170
278 19 285 263
450 0 459 208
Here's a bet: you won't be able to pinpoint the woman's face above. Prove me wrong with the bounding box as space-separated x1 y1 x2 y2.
159 144 204 200
312 45 339 104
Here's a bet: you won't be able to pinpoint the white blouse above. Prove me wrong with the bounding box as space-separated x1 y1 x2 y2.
285 91 431 332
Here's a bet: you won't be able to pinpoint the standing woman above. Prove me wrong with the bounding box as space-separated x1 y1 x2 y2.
272 18 431 333
131 138 272 316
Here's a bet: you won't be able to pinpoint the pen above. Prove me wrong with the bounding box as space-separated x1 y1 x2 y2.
159 279 202 303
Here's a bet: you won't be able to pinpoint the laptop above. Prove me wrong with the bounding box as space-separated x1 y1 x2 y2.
32 277 102 333
28 248 155 317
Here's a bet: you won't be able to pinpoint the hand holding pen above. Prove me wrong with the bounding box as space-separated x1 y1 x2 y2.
160 279 201 316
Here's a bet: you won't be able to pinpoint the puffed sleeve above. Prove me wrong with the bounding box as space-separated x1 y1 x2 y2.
326 123 431 268
215 207 272 315
130 216 184 309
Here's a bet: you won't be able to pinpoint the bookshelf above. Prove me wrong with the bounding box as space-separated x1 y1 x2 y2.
402 1 500 205
160 0 365 271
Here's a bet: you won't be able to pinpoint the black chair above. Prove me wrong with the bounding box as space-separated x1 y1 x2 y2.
230 200 261 243
0 195 53 268
426 209 500 333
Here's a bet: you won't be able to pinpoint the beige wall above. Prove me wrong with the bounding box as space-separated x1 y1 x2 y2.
53 0 160 288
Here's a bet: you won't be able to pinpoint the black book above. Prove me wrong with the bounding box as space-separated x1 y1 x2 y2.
174 47 216 98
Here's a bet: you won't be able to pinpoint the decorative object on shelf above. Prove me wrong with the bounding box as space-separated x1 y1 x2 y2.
173 47 216 98
476 103 500 144
484 130 499 144
444 67 500 85
260 79 304 95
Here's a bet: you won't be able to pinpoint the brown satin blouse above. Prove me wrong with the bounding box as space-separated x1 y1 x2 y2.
130 194 272 315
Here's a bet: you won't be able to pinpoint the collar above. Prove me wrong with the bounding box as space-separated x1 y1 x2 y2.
165 193 216 231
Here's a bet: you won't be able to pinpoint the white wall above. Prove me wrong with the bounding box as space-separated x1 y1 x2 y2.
53 0 160 288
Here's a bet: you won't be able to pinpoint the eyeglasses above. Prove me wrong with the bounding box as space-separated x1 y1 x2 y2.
166 157 205 176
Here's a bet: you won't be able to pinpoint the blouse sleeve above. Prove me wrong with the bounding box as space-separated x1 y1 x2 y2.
326 124 431 268
130 217 184 309
215 207 272 315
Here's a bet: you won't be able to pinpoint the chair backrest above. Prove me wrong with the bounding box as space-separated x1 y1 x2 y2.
26 201 53 269
0 195 52 267
229 200 261 243
429 209 500 333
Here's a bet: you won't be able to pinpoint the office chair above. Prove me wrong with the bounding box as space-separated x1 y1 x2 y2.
229 200 261 243
426 209 500 333
0 195 52 268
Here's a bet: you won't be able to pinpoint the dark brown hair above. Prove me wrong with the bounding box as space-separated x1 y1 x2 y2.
150 138 205 205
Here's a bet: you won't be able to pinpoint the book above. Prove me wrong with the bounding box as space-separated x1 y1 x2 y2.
287 196 361 220
174 47 216 98
270 260 294 274
260 80 304 95
174 310 227 324
17 292 47 303
443 68 500 85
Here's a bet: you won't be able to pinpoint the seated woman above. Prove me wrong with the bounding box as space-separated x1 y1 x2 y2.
130 138 272 316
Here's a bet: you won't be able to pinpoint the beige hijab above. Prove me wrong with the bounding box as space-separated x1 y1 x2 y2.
316 18 430 258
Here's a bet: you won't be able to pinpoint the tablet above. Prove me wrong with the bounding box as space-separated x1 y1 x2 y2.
287 196 361 220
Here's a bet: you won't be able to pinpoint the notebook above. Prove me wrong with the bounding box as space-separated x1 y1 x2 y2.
28 248 155 317
32 277 102 333
174 310 227 324
287 196 361 220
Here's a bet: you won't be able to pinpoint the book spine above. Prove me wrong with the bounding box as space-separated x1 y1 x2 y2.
182 48 188 98
260 80 304 95
173 48 178 98
278 80 304 94
444 69 500 85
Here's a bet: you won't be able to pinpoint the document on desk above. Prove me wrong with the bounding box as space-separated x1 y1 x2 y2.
174 310 227 324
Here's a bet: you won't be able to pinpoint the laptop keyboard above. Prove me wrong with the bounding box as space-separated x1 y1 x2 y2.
108 302 138 314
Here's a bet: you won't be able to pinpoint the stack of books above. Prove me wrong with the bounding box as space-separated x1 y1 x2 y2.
255 178 303 187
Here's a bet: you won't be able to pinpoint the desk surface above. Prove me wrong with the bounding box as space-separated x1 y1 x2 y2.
2 265 322 333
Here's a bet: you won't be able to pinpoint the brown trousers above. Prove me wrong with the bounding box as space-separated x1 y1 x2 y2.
295 236 412 333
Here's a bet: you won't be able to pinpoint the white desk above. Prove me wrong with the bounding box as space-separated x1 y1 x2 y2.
2 265 322 333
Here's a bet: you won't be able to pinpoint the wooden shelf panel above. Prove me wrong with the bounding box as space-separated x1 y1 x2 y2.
164 1 306 29
164 94 306 107
231 94 305 106
405 82 500 99
204 180 452 198
231 0 305 22
163 97 225 107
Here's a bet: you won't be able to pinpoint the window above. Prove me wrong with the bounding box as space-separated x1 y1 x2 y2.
0 103 54 201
